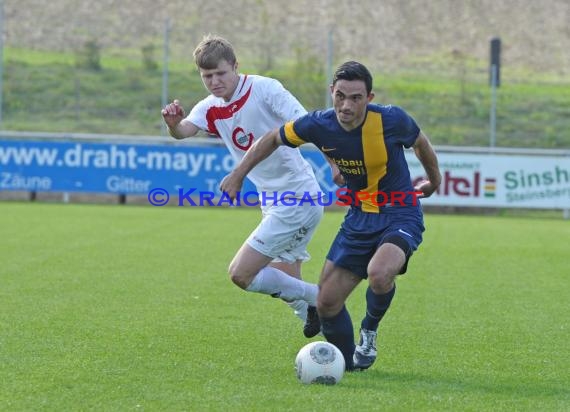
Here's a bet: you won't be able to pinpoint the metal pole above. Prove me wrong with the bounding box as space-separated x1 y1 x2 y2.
489 63 497 148
161 18 171 135
325 29 333 108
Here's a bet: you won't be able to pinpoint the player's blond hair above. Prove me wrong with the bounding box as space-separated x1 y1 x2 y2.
193 34 237 70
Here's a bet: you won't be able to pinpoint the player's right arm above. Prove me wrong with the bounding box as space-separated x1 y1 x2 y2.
161 99 200 139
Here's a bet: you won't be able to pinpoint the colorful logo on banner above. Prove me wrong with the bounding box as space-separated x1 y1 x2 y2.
406 153 570 209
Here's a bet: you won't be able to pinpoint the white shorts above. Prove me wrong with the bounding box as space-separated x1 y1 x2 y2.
246 202 324 264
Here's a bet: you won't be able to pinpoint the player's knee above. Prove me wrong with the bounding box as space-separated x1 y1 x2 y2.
368 270 395 295
317 295 342 319
228 263 249 290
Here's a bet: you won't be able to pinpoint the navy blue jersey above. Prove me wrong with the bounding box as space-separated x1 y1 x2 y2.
280 104 420 213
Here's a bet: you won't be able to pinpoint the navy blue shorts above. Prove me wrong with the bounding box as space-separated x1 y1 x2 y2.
326 207 425 279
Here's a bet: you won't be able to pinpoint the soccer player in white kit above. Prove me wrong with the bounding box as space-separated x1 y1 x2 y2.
161 34 334 337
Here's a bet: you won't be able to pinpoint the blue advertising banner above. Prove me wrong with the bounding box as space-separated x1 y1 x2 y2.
1 137 568 212
0 139 336 199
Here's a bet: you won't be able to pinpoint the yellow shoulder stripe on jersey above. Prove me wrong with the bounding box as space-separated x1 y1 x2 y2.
283 121 308 147
361 111 388 213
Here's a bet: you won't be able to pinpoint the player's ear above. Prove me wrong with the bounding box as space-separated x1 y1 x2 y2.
234 61 239 73
368 92 375 102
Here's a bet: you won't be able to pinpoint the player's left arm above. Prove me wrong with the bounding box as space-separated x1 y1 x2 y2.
412 130 442 197
264 78 307 122
220 128 284 200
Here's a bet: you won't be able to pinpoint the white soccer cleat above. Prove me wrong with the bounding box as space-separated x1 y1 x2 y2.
353 328 377 370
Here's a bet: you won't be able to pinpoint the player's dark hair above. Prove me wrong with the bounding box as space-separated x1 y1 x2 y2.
332 61 373 94
193 34 237 70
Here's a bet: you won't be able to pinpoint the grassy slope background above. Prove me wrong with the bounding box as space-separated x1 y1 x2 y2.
1 0 569 148
5 0 570 73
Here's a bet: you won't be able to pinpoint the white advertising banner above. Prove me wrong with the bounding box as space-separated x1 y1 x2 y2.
405 152 570 209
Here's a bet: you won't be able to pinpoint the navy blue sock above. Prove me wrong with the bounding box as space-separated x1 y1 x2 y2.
320 305 355 371
361 285 396 332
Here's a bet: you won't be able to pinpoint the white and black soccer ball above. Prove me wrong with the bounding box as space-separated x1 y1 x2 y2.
295 341 345 385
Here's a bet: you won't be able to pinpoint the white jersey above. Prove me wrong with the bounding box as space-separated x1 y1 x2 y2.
187 74 322 199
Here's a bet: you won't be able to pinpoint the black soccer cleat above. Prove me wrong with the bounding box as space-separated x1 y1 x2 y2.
303 305 321 338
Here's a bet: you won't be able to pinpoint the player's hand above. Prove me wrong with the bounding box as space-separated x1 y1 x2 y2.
219 171 244 202
161 99 185 129
414 179 438 198
328 159 346 186
332 170 346 187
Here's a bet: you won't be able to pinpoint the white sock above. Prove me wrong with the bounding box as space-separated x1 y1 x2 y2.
287 300 308 322
246 266 318 306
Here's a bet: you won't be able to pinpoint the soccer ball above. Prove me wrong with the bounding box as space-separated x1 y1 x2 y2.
294 341 345 385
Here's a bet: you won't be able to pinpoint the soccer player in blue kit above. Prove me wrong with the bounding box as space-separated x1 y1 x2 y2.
221 61 442 371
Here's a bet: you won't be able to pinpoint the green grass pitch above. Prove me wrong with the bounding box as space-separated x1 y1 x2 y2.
0 202 568 411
